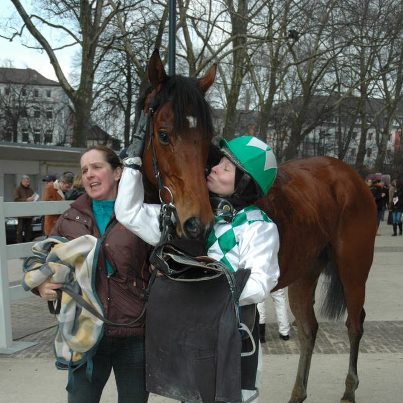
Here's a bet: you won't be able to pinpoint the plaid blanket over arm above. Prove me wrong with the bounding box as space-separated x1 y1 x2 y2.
22 235 105 368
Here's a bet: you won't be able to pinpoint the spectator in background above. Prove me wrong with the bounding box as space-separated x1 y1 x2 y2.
390 179 403 236
42 175 57 184
369 179 388 235
389 179 397 206
14 174 36 243
65 174 85 200
43 171 74 235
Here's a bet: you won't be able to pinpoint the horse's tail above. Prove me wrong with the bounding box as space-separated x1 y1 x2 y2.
319 247 347 320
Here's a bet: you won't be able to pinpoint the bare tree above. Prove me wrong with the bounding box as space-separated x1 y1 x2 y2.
7 0 140 147
373 10 403 171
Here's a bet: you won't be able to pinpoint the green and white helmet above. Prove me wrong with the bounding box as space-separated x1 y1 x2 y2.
220 136 277 196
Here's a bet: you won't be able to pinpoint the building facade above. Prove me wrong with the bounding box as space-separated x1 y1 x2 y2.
0 67 72 146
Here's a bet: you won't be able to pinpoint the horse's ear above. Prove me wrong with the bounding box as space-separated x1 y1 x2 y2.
148 49 168 88
197 63 217 94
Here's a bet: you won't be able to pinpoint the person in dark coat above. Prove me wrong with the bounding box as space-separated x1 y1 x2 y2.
33 145 151 403
13 175 35 242
65 174 85 200
369 180 388 234
390 179 403 236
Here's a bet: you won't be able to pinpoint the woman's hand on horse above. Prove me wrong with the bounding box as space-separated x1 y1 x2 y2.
37 281 63 301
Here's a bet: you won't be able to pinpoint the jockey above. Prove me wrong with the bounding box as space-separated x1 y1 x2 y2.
115 128 280 402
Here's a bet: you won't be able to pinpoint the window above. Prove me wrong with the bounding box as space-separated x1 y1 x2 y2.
21 88 27 96
22 129 29 142
5 87 10 95
46 90 51 97
34 89 39 97
33 129 41 143
33 107 40 118
366 148 372 158
367 132 373 141
21 107 28 118
46 108 53 119
350 148 356 157
352 132 357 140
44 130 53 144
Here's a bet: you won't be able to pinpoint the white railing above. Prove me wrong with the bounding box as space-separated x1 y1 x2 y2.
0 197 72 353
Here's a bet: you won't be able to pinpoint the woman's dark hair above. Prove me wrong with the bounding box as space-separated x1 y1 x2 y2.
82 145 122 170
231 167 262 209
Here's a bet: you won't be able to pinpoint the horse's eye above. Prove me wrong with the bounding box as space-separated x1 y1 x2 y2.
158 130 170 145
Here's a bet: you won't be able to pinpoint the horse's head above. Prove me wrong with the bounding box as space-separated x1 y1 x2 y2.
141 49 216 240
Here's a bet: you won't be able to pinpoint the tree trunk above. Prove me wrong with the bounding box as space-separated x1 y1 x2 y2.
222 0 248 139
72 97 92 148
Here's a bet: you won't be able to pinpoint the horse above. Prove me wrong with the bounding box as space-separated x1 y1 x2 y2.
140 49 216 240
258 157 377 403
139 49 377 403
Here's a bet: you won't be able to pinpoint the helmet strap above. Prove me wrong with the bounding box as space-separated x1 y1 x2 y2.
233 173 252 198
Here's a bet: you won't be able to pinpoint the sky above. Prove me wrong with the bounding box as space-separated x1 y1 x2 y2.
0 2 74 81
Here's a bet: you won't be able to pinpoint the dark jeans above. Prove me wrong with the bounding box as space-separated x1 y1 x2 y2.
67 335 148 403
16 217 32 243
392 211 402 225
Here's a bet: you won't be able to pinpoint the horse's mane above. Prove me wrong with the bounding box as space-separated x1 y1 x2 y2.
142 76 214 139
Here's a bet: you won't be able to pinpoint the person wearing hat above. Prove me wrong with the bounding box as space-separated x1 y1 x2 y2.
115 134 280 402
42 175 57 183
42 171 74 235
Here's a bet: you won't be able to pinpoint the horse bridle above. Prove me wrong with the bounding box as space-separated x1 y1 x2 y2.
144 103 178 243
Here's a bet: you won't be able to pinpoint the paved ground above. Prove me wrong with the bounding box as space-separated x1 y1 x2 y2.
1 221 402 402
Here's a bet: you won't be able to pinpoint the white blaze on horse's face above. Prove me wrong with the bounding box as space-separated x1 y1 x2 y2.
186 115 197 128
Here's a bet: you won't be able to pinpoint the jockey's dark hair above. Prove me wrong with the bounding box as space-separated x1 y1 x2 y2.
82 145 122 170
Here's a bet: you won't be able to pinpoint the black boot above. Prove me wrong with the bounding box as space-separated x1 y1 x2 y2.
399 223 402 236
392 224 397 236
259 324 266 343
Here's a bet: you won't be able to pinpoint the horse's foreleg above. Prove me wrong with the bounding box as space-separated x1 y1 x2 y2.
287 280 319 403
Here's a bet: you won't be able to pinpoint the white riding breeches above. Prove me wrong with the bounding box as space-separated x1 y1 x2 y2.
257 287 290 336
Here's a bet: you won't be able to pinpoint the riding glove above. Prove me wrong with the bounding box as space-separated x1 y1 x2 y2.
128 111 147 157
125 111 147 169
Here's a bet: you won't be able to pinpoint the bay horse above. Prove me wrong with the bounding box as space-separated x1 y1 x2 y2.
140 49 377 403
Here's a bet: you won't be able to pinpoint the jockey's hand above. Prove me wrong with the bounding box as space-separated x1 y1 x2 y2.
37 281 63 301
125 111 147 169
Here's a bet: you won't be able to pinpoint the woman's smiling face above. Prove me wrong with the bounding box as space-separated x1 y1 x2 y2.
80 149 122 200
206 156 236 197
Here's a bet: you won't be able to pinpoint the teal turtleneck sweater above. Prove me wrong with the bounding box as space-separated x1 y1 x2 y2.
92 199 115 276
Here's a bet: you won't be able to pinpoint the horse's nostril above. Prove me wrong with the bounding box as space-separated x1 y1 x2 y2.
184 217 202 239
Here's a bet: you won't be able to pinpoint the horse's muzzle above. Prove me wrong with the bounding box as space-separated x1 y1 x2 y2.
183 217 204 240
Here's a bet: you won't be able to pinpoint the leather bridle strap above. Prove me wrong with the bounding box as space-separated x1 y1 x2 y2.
146 104 177 240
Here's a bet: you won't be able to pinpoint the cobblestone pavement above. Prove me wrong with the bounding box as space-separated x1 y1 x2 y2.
6 295 403 359
4 230 403 360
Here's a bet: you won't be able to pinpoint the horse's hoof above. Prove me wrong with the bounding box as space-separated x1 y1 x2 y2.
288 395 307 403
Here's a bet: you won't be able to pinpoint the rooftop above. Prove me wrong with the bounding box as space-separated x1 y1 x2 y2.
0 67 59 87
